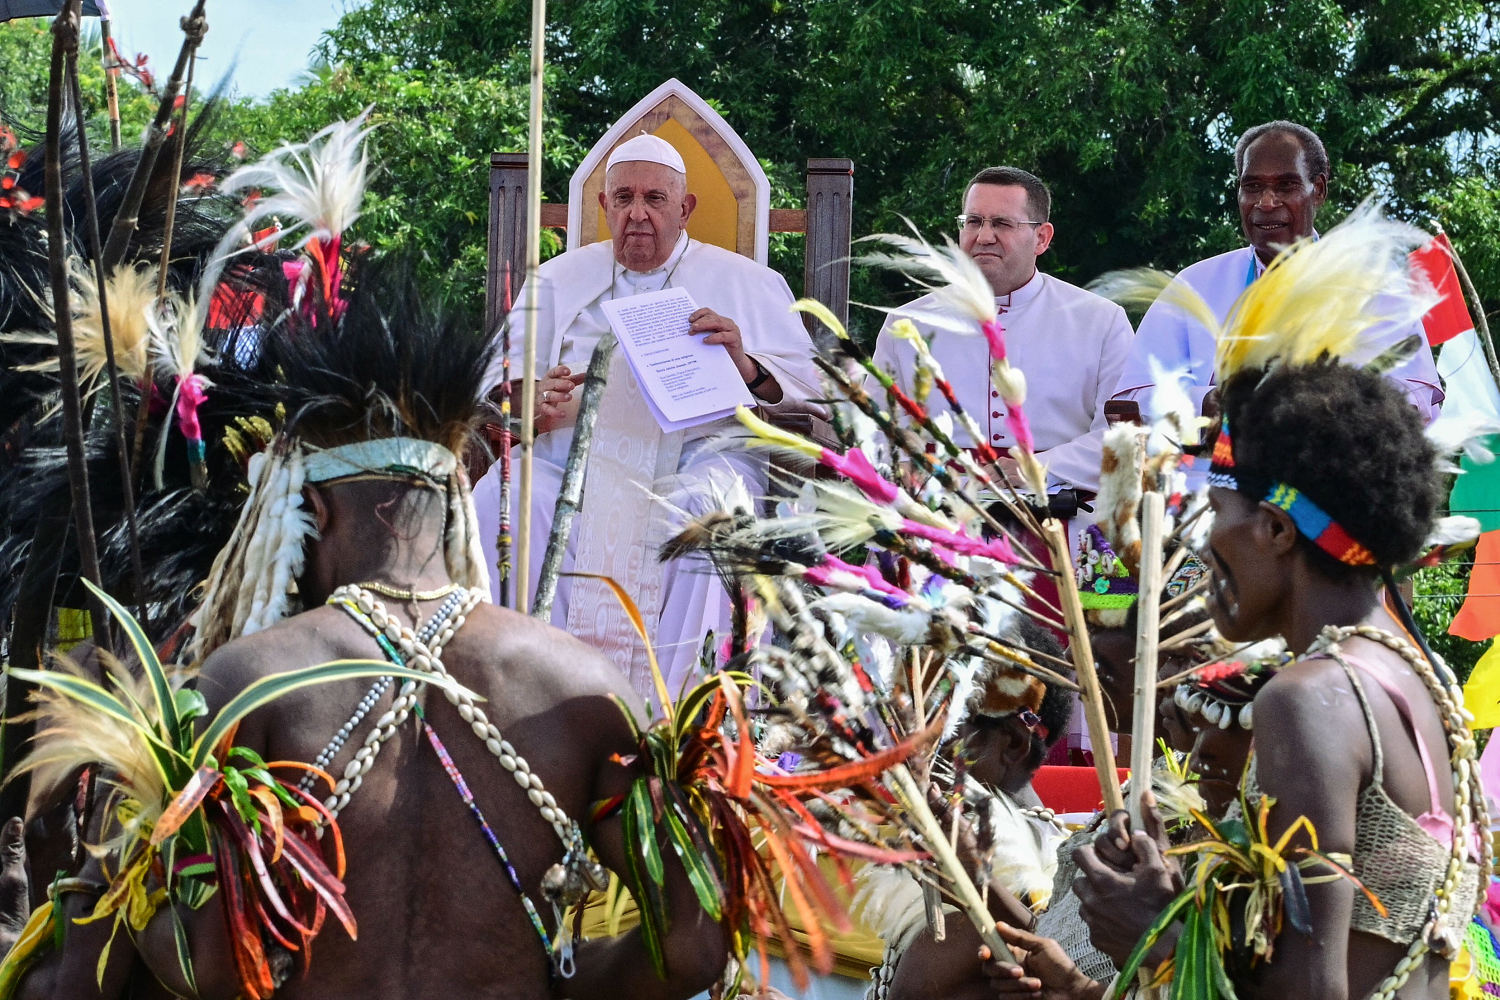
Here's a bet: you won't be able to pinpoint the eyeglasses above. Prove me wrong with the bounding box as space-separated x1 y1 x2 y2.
957 215 1045 233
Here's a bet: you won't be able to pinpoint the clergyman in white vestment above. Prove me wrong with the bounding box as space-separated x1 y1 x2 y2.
870 166 1134 498
474 135 820 701
1111 121 1443 428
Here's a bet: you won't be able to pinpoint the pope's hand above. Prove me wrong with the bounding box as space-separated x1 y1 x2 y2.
533 364 584 434
689 308 754 376
689 307 783 402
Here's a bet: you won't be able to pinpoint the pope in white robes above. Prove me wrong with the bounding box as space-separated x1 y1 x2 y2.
474 135 820 700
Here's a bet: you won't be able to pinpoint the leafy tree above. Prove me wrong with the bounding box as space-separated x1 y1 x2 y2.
219 57 582 308
0 18 156 148
309 0 1498 342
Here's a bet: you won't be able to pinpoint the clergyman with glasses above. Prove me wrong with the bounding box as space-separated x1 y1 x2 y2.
869 165 1133 499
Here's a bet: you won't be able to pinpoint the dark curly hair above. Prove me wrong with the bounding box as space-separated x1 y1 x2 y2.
1217 361 1438 579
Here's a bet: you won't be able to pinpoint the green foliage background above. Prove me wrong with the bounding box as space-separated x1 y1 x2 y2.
2 1 1496 674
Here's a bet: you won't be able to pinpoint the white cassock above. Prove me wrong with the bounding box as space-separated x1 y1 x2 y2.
474 232 819 701
869 270 1134 494
1112 245 1445 420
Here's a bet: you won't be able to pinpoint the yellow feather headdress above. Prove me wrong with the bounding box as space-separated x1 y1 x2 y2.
1214 201 1435 382
1093 201 1436 386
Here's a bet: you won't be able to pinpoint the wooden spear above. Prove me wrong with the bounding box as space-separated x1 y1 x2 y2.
100 0 206 272
66 17 147 623
515 0 546 614
43 0 111 642
119 1 206 487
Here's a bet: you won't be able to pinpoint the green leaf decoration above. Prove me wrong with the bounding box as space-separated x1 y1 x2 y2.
660 784 725 922
630 780 665 888
80 579 181 750
190 660 475 768
620 778 668 977
1112 886 1196 998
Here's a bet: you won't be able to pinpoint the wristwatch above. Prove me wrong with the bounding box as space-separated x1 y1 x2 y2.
745 359 772 391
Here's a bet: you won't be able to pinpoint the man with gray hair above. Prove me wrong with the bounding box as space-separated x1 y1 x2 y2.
474 134 820 698
1111 119 1443 422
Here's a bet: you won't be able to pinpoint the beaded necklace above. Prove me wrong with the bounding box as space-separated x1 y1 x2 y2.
320 584 605 977
298 589 465 793
1304 623 1491 1000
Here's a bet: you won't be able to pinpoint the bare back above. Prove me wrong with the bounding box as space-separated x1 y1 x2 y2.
177 599 644 1000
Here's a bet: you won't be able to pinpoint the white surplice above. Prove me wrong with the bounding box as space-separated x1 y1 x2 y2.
474 233 819 701
869 269 1134 494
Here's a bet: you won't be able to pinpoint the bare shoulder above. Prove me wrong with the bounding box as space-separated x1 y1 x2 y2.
195 606 349 709
458 602 646 715
1255 656 1364 738
1253 656 1370 803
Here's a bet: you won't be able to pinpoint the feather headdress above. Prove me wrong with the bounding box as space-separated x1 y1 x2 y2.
199 114 374 320
1 257 156 391
1216 203 1435 381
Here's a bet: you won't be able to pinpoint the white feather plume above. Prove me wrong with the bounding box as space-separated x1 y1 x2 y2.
1427 411 1500 473
198 113 375 304
859 221 997 329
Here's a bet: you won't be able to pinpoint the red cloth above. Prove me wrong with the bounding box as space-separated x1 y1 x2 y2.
1410 233 1475 347
1032 765 1131 814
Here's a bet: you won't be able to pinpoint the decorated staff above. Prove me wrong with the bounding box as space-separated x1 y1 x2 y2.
515 0 547 614
822 228 1125 812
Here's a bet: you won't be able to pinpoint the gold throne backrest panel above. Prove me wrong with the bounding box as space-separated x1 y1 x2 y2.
577 96 760 259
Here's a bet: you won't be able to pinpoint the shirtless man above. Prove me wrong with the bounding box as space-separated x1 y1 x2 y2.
10 262 725 1000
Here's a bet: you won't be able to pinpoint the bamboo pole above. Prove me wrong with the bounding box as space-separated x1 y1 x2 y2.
1441 226 1500 388
122 2 206 489
154 37 196 303
1041 515 1124 815
99 4 120 149
100 0 206 272
66 21 146 622
1129 491 1165 825
45 0 110 640
887 764 1016 962
516 0 546 615
534 333 615 620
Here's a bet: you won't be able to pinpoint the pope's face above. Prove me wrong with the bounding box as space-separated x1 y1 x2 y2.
1237 132 1326 265
958 183 1053 297
600 161 696 272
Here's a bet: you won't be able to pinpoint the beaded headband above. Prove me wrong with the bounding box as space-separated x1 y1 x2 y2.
304 437 458 484
1208 417 1377 567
